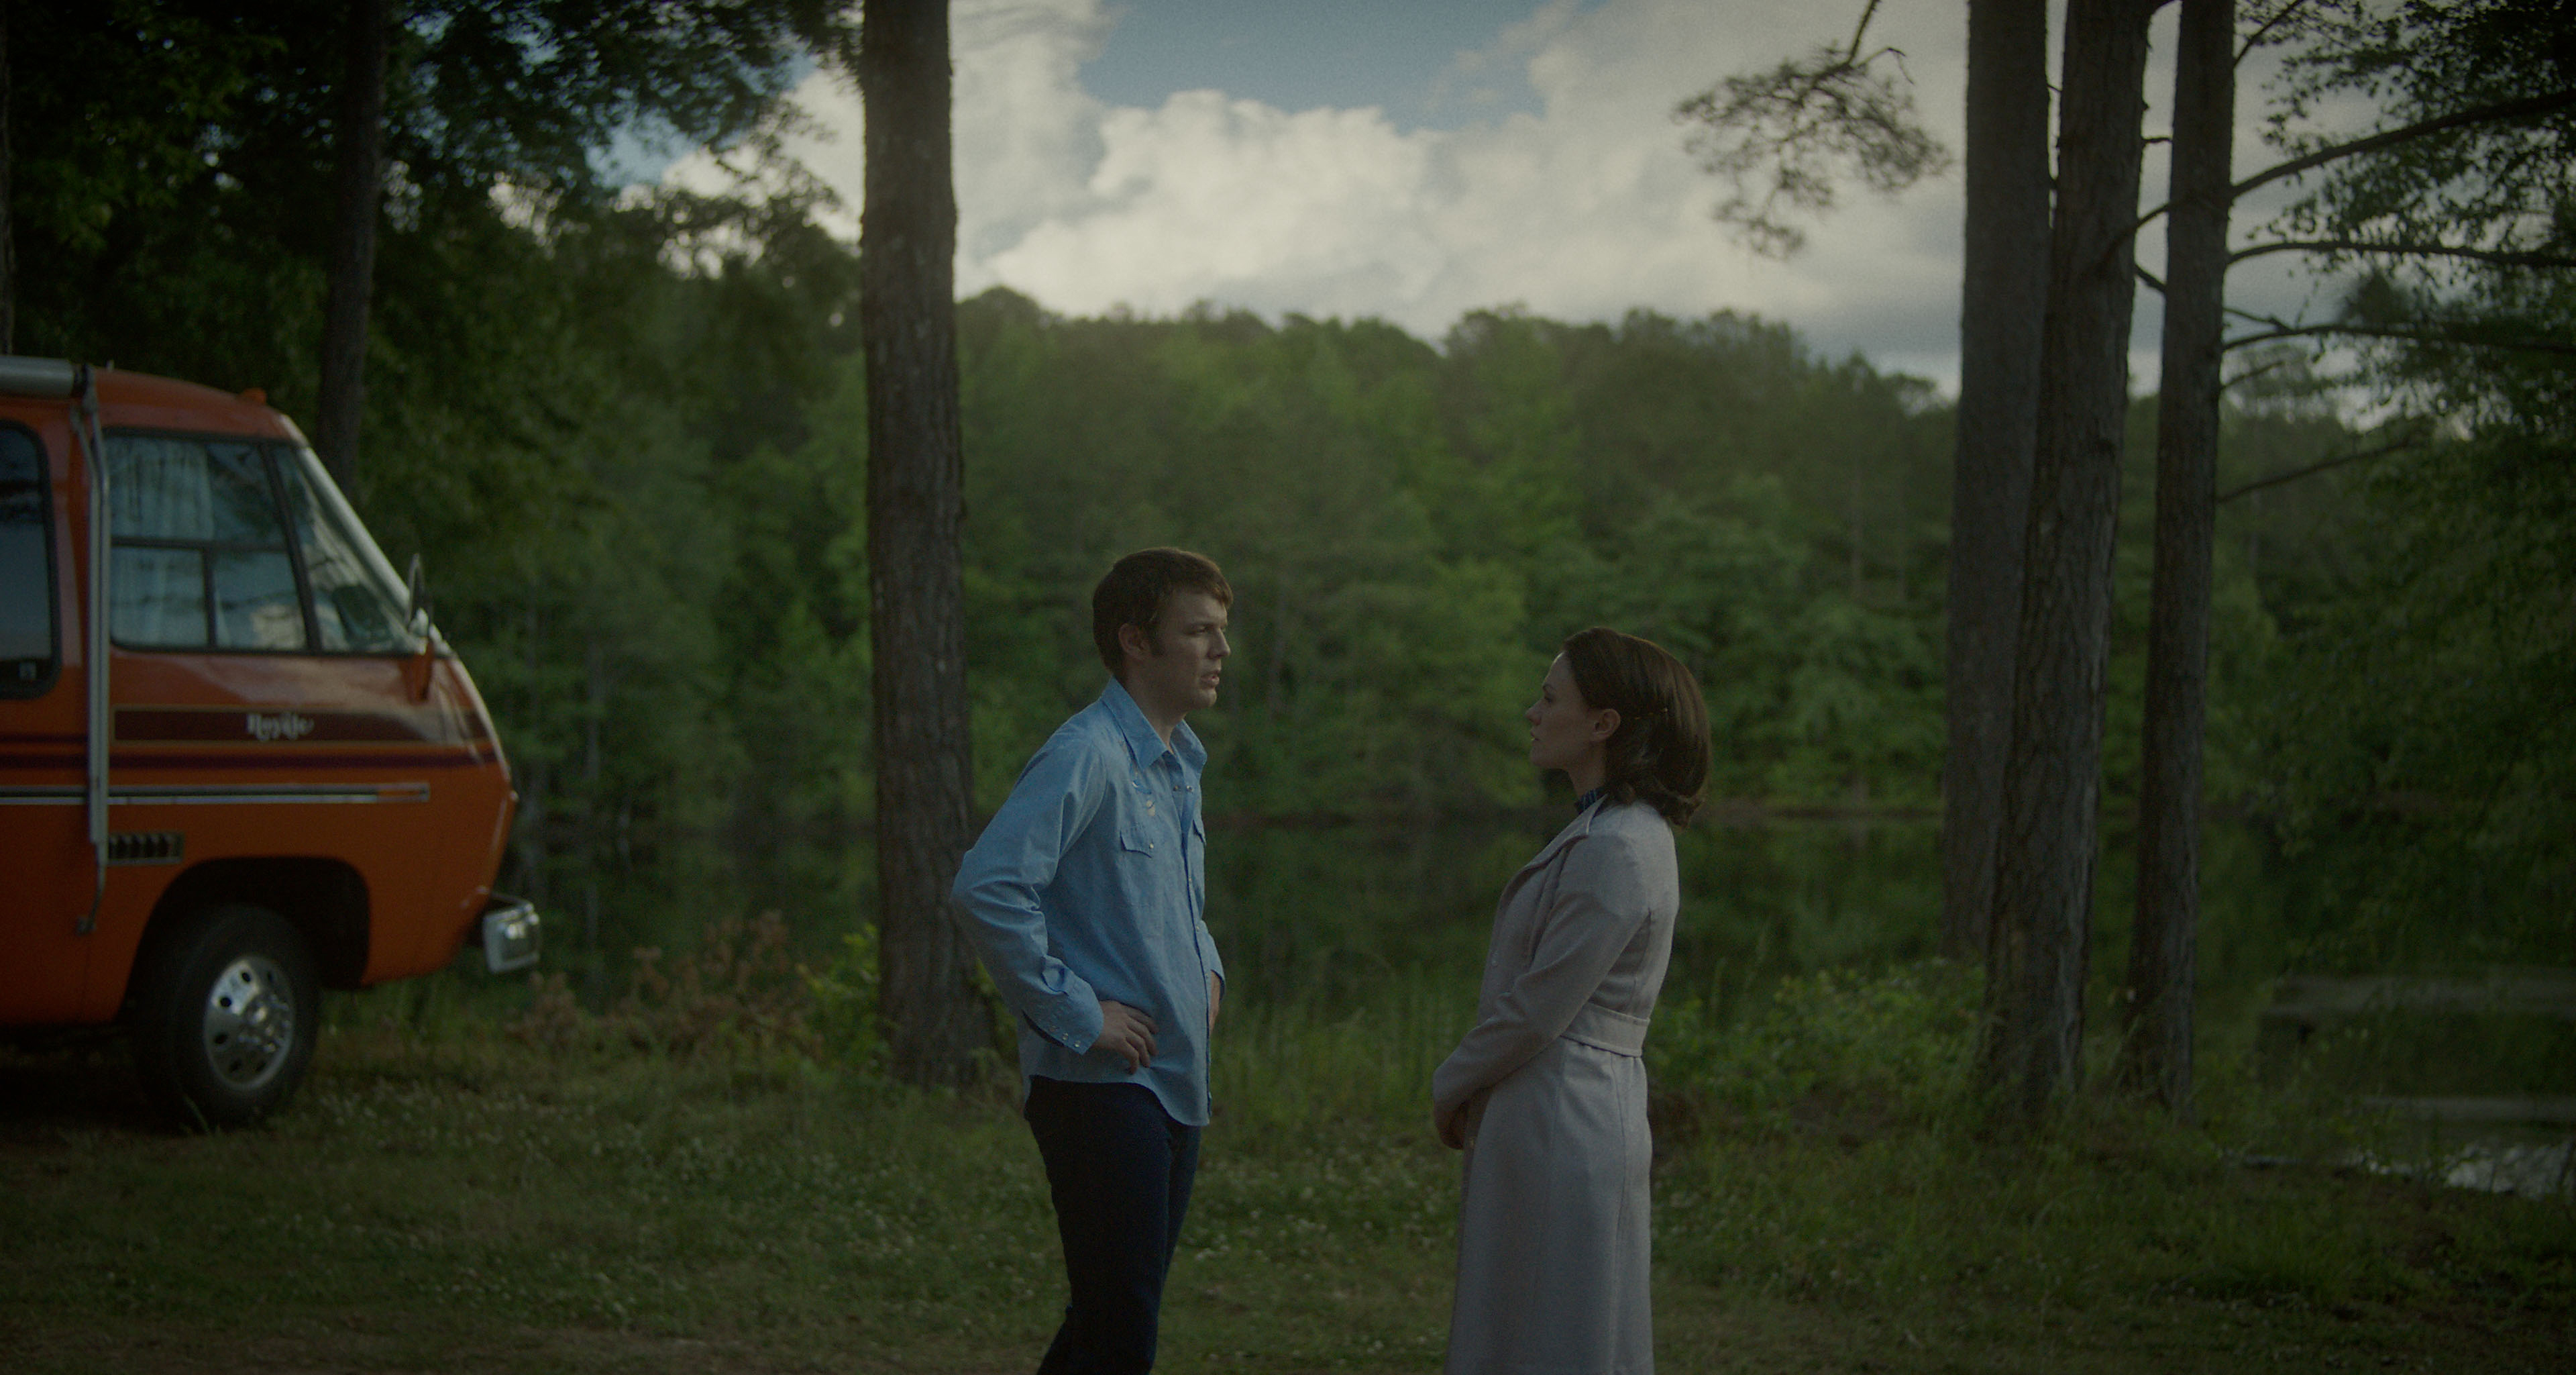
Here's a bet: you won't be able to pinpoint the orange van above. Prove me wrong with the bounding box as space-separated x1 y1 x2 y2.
1 358 537 1126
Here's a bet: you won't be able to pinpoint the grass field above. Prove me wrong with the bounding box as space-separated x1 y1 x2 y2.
3 962 2572 1374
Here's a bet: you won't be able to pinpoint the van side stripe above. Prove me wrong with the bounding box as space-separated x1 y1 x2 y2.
0 731 84 747
116 706 492 745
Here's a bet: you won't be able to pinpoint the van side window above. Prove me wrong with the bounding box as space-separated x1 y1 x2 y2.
0 425 58 695
275 446 417 653
109 436 308 651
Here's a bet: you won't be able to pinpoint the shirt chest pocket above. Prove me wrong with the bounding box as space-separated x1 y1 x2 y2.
1119 774 1174 858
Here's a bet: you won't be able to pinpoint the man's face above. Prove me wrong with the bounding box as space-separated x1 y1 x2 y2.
1123 589 1231 722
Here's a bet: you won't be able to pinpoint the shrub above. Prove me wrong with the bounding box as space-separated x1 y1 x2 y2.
1649 959 1979 1142
506 911 824 1062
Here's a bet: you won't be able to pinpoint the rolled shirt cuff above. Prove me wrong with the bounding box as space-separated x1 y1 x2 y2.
1024 986 1104 1054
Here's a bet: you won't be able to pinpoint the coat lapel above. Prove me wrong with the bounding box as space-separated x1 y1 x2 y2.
1497 803 1599 909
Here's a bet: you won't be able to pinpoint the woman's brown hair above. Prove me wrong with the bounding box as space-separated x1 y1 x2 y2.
1560 627 1711 826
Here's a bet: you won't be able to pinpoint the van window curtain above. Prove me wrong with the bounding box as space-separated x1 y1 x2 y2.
108 437 216 646
107 438 303 650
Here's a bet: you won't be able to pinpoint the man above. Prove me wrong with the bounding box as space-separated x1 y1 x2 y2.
952 547 1232 1375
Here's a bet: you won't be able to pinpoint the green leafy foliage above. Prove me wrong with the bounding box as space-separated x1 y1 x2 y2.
2253 423 2576 968
1650 960 1979 1138
2239 0 2576 970
946 295 1959 823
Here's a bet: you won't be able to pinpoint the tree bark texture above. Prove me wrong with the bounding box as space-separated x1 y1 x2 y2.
315 0 387 491
860 0 985 1087
1 0 15 356
2122 0 2235 1119
1939 0 2053 962
1979 0 2157 1127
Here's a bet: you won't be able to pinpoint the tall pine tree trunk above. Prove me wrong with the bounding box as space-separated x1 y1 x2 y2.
2123 0 2236 1118
1 0 15 354
1980 0 2157 1126
1939 0 2052 962
860 0 984 1087
315 0 386 491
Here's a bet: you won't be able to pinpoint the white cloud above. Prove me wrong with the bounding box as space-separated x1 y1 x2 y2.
985 93 1447 317
666 0 2366 392
659 0 1974 370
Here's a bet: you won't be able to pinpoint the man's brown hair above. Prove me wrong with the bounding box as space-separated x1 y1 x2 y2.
1092 548 1233 676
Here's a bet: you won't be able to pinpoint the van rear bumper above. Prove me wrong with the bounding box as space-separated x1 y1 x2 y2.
478 896 541 974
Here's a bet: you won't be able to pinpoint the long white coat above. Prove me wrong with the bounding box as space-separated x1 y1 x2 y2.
1432 797 1679 1375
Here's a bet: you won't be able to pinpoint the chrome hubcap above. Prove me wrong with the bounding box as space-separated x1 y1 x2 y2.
201 956 294 1090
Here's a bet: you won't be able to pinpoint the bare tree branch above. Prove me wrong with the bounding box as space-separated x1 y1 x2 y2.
2220 352 2308 391
2218 434 2422 503
1841 0 1886 62
2223 321 2576 355
2133 87 2576 237
2137 262 2328 336
2234 87 2576 203
2231 238 2576 270
2222 298 2300 329
2235 0 2313 68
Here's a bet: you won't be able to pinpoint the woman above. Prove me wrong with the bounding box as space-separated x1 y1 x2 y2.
1433 627 1710 1375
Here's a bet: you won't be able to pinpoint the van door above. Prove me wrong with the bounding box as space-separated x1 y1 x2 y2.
0 419 94 1022
92 431 487 1007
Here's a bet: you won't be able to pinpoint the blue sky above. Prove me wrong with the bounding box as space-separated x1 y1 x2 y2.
1079 1 1599 130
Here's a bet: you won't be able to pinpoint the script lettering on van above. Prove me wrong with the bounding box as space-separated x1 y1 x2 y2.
117 705 491 746
245 710 317 742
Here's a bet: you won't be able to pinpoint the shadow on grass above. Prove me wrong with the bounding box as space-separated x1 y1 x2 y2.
0 1037 165 1139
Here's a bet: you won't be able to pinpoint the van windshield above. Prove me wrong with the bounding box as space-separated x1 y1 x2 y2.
275 446 421 654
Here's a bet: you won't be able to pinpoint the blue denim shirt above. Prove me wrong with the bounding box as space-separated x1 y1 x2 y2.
952 679 1226 1125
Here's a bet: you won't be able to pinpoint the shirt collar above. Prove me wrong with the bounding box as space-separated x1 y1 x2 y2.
1099 678 1204 772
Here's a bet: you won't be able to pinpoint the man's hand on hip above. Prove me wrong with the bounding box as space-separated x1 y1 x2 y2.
1097 999 1158 1072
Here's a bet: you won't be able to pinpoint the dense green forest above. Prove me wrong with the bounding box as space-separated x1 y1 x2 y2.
13 2 2567 988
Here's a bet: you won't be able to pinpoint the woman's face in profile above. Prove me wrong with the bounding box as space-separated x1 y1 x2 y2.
1525 654 1611 775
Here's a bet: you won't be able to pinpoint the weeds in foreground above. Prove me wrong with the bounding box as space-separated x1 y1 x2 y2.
336 923 2576 1325
504 911 837 1062
5 938 2575 1374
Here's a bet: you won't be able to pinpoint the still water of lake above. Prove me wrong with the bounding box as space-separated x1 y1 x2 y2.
1206 811 2573 1176
1200 811 2288 1019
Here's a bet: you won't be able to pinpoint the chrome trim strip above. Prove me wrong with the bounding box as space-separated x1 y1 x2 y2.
81 364 109 935
0 356 77 397
0 783 429 805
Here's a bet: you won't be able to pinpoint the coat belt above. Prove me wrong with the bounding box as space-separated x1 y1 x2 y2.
1562 1002 1650 1056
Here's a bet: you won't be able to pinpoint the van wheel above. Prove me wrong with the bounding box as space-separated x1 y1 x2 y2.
129 904 319 1129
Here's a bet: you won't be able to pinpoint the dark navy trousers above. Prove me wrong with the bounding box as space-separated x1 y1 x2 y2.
1024 1076 1202 1375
